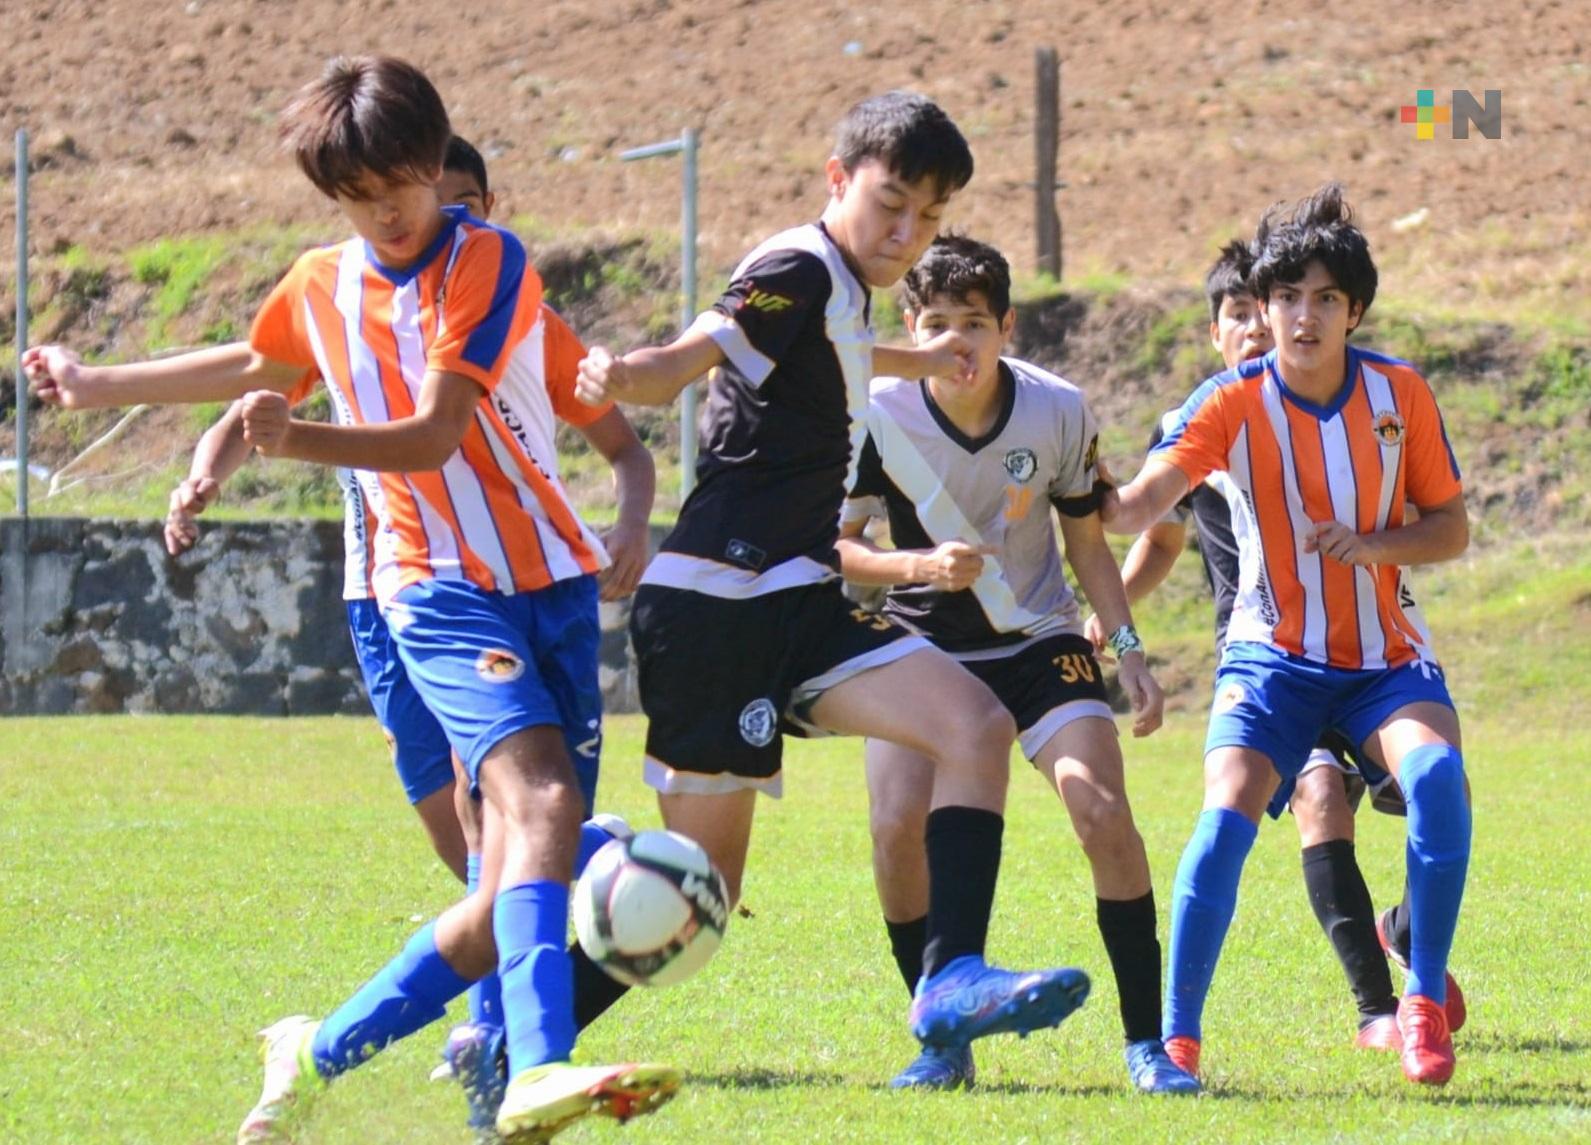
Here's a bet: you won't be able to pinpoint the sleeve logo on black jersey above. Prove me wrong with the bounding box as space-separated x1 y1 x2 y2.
742 288 797 313
1373 411 1406 447
1003 447 1038 484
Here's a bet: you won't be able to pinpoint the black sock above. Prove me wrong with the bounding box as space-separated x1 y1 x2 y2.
570 942 630 1030
886 915 928 996
923 806 1003 979
1301 841 1398 1021
1388 883 1413 962
1096 892 1163 1044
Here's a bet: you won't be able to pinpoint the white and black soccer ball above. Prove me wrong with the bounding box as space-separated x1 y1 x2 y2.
573 829 730 987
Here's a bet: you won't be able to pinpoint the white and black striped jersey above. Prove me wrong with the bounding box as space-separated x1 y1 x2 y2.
844 359 1102 652
641 223 875 600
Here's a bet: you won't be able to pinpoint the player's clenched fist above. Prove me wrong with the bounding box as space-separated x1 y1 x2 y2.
240 390 292 457
164 476 220 556
21 345 97 408
915 539 997 592
576 346 628 407
1118 653 1165 738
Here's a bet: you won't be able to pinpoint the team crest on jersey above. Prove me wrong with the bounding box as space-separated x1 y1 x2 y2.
1083 434 1099 472
1003 447 1039 484
1213 683 1246 715
1372 411 1406 446
738 698 778 747
476 648 525 683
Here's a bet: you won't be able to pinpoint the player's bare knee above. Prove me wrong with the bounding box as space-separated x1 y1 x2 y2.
869 796 927 859
496 776 584 835
1073 791 1139 860
937 695 1016 766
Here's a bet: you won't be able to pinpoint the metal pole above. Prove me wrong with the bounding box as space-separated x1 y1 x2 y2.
619 131 701 503
679 128 699 500
14 129 28 518
1034 48 1061 280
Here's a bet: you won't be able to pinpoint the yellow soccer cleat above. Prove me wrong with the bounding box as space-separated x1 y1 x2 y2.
495 1060 682 1142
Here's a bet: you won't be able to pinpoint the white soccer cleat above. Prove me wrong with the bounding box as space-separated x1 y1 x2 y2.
237 1015 325 1143
494 1060 681 1141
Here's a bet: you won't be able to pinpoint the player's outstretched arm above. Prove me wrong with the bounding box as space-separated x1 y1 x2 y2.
1306 491 1469 568
576 408 657 601
874 330 975 386
575 330 725 408
1061 512 1163 737
23 342 301 409
165 399 254 556
835 516 994 591
1097 457 1192 537
241 369 482 471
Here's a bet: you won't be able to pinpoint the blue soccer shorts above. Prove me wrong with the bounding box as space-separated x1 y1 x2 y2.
383 575 602 815
346 598 454 805
1207 640 1454 809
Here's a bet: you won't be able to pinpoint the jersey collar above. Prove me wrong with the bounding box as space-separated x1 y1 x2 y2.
364 206 466 287
919 359 1017 453
1266 345 1360 420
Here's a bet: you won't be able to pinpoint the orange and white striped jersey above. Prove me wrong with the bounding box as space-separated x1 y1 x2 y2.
255 211 612 605
1154 347 1462 671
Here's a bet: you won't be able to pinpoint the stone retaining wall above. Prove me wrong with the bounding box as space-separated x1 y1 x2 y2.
0 518 651 717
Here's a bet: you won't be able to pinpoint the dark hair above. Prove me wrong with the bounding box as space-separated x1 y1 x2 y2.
1250 182 1378 318
1204 238 1256 322
445 135 489 197
902 234 1012 321
280 55 450 200
834 91 973 199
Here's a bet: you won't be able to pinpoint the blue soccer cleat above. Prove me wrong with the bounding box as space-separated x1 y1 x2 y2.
1125 1038 1202 1094
431 1022 508 1144
889 1044 976 1091
909 955 1090 1049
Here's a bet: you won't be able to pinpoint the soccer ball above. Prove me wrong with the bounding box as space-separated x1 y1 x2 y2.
573 829 730 987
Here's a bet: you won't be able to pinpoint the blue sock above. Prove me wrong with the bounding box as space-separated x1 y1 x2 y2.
1164 808 1258 1042
575 820 618 879
465 853 503 1028
494 881 576 1076
1400 744 1470 1004
311 921 472 1079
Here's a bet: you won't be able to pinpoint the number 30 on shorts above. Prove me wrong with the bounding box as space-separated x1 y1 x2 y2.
1052 652 1096 684
849 607 893 633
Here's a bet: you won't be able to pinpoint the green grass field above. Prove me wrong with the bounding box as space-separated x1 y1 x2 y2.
3 704 1588 1143
3 538 1589 1143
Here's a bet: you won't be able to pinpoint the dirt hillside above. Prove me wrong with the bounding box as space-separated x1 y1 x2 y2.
2 0 1586 314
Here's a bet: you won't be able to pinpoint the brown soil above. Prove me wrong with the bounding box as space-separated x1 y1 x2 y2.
1 0 1586 533
1 0 1586 309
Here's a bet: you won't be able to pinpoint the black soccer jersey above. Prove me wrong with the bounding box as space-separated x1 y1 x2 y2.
641 223 874 599
1150 410 1241 650
845 360 1102 653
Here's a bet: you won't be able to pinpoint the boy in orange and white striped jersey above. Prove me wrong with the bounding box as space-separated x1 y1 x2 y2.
26 55 677 1143
1098 184 1472 1088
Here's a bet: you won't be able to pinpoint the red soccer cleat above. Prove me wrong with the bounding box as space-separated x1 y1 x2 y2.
1163 1035 1201 1080
1353 1013 1401 1052
1376 907 1467 1033
1398 995 1455 1085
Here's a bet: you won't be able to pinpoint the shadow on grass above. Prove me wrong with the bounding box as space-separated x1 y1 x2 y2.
691 1069 848 1091
1462 1033 1591 1055
1206 1079 1591 1109
688 1070 1121 1099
